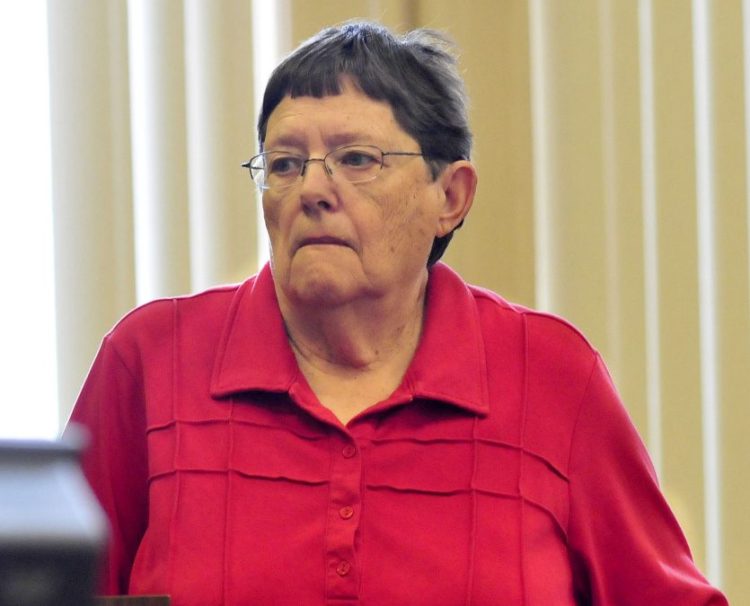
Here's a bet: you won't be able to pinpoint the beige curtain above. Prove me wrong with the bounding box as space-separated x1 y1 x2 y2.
47 0 257 423
48 0 748 602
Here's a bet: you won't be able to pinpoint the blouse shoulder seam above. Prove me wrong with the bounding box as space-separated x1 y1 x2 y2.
101 332 141 385
566 352 603 464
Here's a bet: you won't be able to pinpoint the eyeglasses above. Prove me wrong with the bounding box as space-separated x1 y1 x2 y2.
242 144 424 192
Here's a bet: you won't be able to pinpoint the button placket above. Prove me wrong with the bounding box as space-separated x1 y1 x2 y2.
324 435 362 602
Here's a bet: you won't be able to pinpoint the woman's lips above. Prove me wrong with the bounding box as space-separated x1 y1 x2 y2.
296 236 350 250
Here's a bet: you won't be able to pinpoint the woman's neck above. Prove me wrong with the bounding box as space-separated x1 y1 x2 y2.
279 277 427 374
274 270 430 423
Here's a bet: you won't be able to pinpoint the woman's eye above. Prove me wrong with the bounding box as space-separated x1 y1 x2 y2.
339 150 378 168
269 156 302 175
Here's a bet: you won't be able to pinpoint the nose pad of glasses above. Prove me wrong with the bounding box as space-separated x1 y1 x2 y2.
300 158 332 179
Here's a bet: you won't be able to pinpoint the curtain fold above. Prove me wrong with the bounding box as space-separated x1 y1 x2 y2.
49 0 257 427
185 0 256 293
128 0 192 303
525 1 750 598
47 0 135 430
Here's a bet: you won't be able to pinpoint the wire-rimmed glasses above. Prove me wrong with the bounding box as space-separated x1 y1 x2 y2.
241 144 424 192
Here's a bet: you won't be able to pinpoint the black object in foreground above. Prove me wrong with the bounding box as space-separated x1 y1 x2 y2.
0 433 107 606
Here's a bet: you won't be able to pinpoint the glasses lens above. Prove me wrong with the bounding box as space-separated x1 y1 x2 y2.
327 145 383 183
247 160 266 188
253 152 305 191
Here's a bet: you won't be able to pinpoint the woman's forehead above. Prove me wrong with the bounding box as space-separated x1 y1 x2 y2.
264 89 409 149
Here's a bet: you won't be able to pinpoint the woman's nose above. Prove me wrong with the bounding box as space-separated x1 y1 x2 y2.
298 158 338 211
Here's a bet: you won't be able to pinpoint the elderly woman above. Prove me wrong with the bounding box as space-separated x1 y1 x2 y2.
69 21 727 606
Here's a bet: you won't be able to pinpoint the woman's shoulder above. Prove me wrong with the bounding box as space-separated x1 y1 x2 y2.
429 262 598 375
469 284 598 368
104 279 252 352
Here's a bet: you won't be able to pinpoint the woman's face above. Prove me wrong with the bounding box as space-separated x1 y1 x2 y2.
261 81 452 309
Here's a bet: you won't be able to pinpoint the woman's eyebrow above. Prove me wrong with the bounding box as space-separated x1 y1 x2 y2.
263 134 305 151
325 131 377 147
265 130 384 152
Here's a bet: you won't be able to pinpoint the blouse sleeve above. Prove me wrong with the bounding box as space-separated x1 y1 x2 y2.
567 355 728 605
66 334 149 595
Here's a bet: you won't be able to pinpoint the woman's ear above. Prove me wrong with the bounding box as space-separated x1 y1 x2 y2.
436 160 477 237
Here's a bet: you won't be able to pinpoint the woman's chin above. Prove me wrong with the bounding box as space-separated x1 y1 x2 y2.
285 270 362 308
276 252 359 304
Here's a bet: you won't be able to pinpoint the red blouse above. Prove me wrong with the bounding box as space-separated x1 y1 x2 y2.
68 263 727 605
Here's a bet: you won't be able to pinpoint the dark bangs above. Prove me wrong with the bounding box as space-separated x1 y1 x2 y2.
257 22 471 172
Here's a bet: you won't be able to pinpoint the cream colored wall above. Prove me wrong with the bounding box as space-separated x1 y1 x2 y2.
710 3 750 597
47 0 136 431
49 0 257 426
